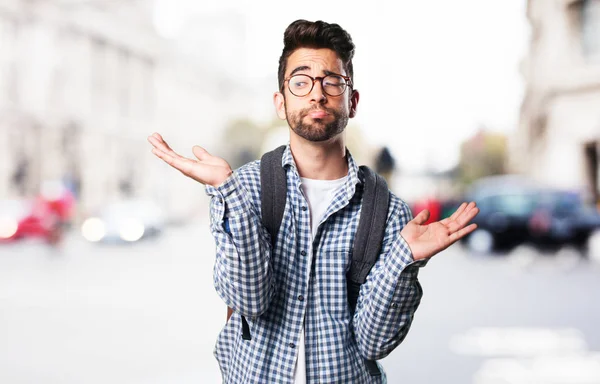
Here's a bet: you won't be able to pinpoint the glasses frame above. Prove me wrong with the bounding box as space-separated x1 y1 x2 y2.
282 73 353 97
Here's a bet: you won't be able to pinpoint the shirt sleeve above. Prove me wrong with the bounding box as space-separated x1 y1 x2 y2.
352 198 429 360
205 171 275 318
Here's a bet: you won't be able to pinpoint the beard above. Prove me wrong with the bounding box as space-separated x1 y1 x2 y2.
286 105 349 142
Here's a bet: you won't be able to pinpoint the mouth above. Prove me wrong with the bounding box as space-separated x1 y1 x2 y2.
306 109 329 119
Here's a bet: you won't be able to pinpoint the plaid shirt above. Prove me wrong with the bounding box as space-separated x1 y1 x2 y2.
205 145 427 383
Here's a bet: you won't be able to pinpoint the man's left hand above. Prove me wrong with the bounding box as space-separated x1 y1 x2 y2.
401 202 479 261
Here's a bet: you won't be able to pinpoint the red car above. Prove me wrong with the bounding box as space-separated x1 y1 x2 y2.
0 194 73 244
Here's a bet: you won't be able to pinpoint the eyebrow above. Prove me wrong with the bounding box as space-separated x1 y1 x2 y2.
289 66 344 77
289 66 311 77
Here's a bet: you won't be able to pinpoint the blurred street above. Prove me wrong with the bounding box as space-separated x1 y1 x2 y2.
1 222 599 384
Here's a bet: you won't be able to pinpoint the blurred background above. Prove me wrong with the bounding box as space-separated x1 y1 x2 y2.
1 0 600 383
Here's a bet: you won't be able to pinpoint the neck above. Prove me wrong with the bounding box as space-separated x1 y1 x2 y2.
289 133 348 180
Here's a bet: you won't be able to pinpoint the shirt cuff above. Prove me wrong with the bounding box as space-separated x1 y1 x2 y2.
205 173 253 221
384 235 429 278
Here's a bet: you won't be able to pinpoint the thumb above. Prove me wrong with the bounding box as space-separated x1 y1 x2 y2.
192 146 210 161
413 209 430 225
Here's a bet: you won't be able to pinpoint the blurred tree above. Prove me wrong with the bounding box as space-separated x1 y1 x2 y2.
458 127 507 186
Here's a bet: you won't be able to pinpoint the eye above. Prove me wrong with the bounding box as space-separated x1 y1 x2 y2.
289 75 313 88
324 76 345 87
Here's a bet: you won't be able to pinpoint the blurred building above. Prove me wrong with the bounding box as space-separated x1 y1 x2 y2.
0 0 254 222
512 0 600 205
0 0 158 211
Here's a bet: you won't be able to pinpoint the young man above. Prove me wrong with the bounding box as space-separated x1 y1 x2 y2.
148 19 479 384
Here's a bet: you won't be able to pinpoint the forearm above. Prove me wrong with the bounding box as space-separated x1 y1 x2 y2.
353 235 425 360
207 174 274 317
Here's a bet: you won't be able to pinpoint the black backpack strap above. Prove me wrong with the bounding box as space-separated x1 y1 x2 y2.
236 146 288 341
348 166 390 292
260 145 288 248
348 165 389 377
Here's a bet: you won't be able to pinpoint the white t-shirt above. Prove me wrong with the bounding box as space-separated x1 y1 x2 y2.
293 175 348 383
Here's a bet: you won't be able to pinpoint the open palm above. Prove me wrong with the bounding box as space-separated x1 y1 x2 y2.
401 202 479 261
147 132 232 188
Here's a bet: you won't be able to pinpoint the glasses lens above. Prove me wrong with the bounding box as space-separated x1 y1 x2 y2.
322 75 347 96
288 75 313 96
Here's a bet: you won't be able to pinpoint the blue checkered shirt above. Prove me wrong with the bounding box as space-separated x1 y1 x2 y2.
205 145 427 383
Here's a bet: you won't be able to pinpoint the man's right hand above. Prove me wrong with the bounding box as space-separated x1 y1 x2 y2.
148 132 233 188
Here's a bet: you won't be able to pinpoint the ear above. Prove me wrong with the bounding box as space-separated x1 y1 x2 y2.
273 91 287 120
349 89 359 118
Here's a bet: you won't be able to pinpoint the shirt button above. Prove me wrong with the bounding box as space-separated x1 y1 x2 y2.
301 206 307 211
298 295 304 301
391 302 398 308
300 250 307 256
289 342 296 348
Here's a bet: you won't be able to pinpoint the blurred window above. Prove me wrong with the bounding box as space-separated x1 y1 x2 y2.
91 38 108 114
582 0 600 61
480 194 537 216
0 17 19 104
551 192 581 214
118 49 131 118
498 194 538 215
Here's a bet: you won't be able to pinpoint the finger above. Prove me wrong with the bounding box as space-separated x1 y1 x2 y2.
447 206 480 233
151 147 193 174
412 209 430 225
152 132 167 143
448 223 478 243
439 202 467 226
150 132 170 149
445 202 467 223
463 201 477 214
155 133 176 152
192 145 211 161
148 135 182 159
456 203 478 225
148 134 169 150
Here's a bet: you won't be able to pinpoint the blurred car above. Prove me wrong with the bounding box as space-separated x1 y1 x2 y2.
463 176 540 253
529 189 600 248
461 175 600 254
0 198 62 243
81 199 165 244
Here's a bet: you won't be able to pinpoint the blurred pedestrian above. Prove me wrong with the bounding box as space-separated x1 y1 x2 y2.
374 146 396 184
148 19 479 383
38 180 76 246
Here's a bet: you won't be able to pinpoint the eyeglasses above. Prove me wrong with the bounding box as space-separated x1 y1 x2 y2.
283 74 352 97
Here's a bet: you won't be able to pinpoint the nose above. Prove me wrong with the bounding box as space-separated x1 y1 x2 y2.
309 78 327 103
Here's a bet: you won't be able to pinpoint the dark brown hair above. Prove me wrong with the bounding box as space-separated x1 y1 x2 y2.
277 20 355 91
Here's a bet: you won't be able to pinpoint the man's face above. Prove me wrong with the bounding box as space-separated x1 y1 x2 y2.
274 48 359 142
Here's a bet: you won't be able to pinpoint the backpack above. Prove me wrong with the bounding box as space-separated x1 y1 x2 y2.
226 145 390 377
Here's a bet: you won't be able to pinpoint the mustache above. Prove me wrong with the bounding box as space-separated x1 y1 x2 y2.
301 106 335 115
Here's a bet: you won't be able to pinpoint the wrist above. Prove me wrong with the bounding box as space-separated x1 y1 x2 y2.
212 169 233 188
